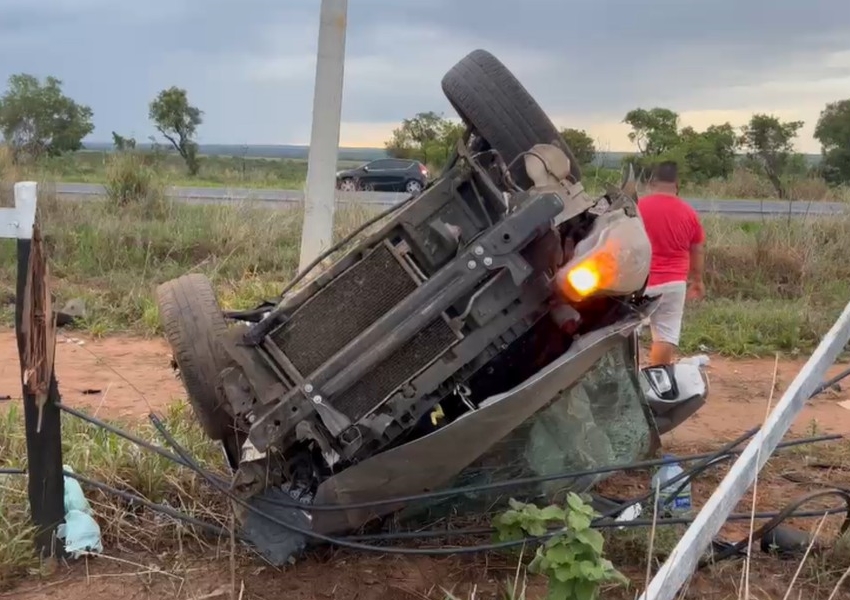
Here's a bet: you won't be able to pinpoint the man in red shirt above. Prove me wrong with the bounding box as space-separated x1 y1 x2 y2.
637 161 706 365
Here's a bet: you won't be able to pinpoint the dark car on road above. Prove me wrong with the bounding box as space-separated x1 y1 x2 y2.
336 158 429 195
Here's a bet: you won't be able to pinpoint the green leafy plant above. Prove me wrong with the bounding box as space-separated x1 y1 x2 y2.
494 494 629 600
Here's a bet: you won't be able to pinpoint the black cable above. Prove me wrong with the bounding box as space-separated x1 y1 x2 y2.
54 398 841 516
256 426 764 513
151 413 600 556
347 507 850 542
56 403 228 486
595 428 759 523
6 465 846 565
810 365 850 397
699 489 850 568
0 466 232 539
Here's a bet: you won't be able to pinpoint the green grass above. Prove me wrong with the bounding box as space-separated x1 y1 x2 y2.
2 193 850 355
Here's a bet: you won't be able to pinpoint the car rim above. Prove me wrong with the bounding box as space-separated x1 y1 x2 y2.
407 181 422 194
341 179 356 192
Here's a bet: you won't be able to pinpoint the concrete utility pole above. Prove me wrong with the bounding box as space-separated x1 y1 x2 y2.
299 0 348 273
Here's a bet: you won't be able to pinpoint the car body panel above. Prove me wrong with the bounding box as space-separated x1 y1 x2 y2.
312 305 656 534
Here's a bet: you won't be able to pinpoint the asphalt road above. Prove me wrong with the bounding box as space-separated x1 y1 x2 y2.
53 182 849 218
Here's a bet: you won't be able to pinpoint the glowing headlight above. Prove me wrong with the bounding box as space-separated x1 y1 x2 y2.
554 209 651 303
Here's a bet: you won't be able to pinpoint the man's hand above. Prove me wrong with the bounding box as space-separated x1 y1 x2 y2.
687 279 705 301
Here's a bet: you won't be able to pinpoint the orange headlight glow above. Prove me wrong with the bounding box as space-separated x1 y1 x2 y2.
555 243 619 303
566 264 601 296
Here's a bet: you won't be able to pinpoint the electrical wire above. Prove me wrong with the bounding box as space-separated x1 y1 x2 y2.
256 426 762 513
152 413 595 556
55 403 218 480
4 464 846 567
151 415 776 556
347 507 850 542
810 365 850 398
698 489 850 568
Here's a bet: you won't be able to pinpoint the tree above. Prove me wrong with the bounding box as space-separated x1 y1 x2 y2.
739 114 804 198
677 123 738 182
385 111 464 167
814 99 850 184
149 86 203 175
112 131 136 151
0 73 94 159
559 128 596 166
623 108 680 156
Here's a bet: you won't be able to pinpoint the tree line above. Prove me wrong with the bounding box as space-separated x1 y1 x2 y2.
0 73 204 175
386 103 850 199
3 71 849 194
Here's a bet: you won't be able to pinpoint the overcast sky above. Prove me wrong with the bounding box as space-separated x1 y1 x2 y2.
2 0 849 153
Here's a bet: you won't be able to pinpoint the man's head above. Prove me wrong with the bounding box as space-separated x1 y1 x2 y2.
649 161 680 195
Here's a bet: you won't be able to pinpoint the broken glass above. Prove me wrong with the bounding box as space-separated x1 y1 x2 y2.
394 336 654 525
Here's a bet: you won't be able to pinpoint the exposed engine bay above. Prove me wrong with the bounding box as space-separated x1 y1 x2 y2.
155 49 708 562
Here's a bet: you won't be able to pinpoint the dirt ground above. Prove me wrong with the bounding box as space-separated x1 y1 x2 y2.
2 330 850 600
3 330 850 439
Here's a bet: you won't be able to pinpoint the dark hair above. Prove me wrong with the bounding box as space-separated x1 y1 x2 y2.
650 161 679 185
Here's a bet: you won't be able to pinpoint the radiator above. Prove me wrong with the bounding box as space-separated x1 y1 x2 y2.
330 317 457 422
270 243 418 377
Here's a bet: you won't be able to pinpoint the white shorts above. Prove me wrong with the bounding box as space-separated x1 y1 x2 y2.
644 281 687 346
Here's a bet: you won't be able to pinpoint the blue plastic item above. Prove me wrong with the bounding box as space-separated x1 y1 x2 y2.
57 510 103 558
62 465 92 514
651 455 692 516
57 465 103 558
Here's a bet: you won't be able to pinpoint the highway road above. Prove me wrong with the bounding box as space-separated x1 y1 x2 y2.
53 182 849 218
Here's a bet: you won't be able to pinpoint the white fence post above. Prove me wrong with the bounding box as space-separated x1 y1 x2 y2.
640 300 850 600
299 0 349 273
1 181 38 240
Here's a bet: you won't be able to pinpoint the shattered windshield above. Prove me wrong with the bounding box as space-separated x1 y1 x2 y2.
396 336 653 524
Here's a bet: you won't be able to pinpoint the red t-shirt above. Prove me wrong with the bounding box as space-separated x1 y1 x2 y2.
637 193 705 287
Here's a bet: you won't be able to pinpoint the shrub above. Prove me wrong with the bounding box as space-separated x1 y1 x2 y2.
103 151 169 218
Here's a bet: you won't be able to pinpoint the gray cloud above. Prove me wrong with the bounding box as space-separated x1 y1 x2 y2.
1 0 848 148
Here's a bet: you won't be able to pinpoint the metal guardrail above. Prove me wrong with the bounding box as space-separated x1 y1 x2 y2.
51 182 850 218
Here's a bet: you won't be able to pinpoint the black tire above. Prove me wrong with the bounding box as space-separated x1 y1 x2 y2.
156 273 234 441
441 49 581 187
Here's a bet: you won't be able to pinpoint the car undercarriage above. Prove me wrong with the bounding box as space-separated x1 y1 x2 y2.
155 49 708 563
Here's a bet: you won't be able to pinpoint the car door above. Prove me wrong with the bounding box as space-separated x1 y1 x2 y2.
359 159 393 190
381 159 413 191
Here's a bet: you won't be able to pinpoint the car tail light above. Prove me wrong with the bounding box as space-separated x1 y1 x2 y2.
553 209 651 303
420 164 428 177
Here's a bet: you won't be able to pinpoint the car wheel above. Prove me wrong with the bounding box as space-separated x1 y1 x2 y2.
405 179 423 195
339 178 357 192
441 49 581 188
155 273 236 442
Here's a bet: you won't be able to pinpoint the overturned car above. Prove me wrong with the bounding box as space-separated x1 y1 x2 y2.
155 49 708 560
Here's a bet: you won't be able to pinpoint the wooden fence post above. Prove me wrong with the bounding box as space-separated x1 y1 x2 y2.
2 181 65 558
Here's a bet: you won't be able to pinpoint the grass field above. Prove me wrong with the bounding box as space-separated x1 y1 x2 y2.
11 148 850 201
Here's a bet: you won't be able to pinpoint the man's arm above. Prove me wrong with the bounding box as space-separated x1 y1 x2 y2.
687 213 706 299
688 242 705 284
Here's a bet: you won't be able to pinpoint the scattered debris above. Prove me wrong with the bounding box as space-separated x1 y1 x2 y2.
56 298 86 327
